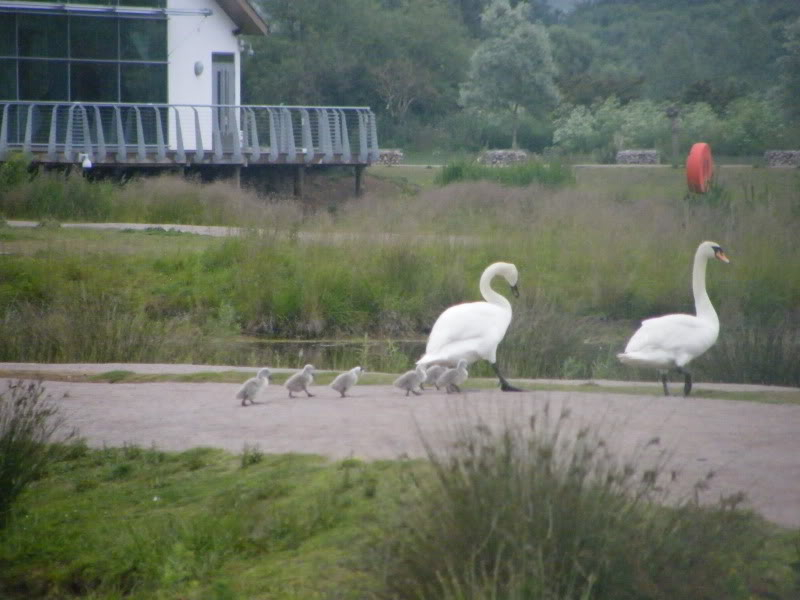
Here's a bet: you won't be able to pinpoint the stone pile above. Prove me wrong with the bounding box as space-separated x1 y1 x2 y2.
764 150 800 167
477 149 529 166
376 149 404 166
616 149 660 164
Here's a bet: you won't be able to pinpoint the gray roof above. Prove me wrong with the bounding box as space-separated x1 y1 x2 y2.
216 0 268 36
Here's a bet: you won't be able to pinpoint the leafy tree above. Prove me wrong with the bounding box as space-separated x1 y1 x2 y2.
245 0 469 143
460 0 560 148
552 104 597 153
778 17 800 120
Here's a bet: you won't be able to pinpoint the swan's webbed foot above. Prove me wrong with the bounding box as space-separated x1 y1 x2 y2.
493 363 523 392
500 381 523 392
412 388 423 396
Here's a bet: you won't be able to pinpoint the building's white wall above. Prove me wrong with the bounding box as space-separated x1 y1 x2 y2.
167 0 241 152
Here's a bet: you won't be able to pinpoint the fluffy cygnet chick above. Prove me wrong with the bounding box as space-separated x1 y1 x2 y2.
285 364 315 398
422 365 446 390
236 367 272 406
437 359 469 393
393 365 427 397
329 366 363 398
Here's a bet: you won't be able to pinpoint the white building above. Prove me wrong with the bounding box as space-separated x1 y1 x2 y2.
0 0 378 183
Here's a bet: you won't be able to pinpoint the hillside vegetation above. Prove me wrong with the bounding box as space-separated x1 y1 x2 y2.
244 0 800 155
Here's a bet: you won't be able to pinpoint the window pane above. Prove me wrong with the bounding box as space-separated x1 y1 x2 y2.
70 17 118 60
120 19 166 61
18 15 68 58
121 63 165 103
19 59 68 101
0 15 14 57
0 59 17 100
71 62 118 101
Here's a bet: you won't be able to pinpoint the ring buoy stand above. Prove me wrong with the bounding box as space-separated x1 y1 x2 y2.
686 142 714 193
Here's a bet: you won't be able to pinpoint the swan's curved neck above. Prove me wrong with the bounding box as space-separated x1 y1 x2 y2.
692 250 718 325
480 266 511 310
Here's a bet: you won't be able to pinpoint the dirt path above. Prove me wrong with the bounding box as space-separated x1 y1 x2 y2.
2 364 799 528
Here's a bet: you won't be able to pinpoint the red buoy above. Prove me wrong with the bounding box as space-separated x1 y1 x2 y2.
686 142 714 193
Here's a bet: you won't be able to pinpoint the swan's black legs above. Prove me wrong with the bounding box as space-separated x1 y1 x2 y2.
677 368 692 397
660 373 670 396
493 363 522 392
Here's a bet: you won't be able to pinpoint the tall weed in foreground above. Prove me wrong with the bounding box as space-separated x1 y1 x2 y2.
375 407 769 600
0 380 73 529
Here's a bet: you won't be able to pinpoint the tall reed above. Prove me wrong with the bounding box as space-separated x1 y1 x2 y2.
375 407 769 599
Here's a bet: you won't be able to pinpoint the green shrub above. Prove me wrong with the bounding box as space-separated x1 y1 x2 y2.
0 152 32 194
375 408 769 600
435 160 574 187
0 380 73 528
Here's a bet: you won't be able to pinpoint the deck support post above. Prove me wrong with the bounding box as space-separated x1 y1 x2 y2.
293 165 305 197
232 165 241 189
354 165 365 197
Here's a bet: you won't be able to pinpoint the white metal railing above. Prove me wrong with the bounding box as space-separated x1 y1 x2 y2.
0 101 380 165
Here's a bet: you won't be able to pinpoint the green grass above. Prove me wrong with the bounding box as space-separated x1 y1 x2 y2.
0 445 401 599
1 431 796 599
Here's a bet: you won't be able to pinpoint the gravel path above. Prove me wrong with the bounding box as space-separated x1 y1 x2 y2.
2 363 799 528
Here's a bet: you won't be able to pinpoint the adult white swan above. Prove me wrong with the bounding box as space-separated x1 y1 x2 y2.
617 241 729 396
417 262 521 392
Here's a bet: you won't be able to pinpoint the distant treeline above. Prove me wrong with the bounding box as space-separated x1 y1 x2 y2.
244 0 800 155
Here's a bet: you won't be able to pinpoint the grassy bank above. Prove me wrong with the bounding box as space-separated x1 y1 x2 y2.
1 432 797 599
1 166 799 385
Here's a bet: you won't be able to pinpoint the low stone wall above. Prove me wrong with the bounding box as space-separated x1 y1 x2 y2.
764 150 800 167
376 149 404 166
616 149 660 164
477 149 529 167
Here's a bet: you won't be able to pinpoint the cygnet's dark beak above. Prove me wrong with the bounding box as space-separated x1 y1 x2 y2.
510 284 520 298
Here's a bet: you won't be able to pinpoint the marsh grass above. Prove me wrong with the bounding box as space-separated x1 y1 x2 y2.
375 407 781 600
1 167 798 384
0 169 305 228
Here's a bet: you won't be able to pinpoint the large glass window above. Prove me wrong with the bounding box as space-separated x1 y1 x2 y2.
0 17 15 57
18 1 165 6
19 59 68 101
18 15 68 58
121 63 166 103
0 59 16 100
70 17 118 60
0 13 167 103
71 63 118 101
121 19 166 61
